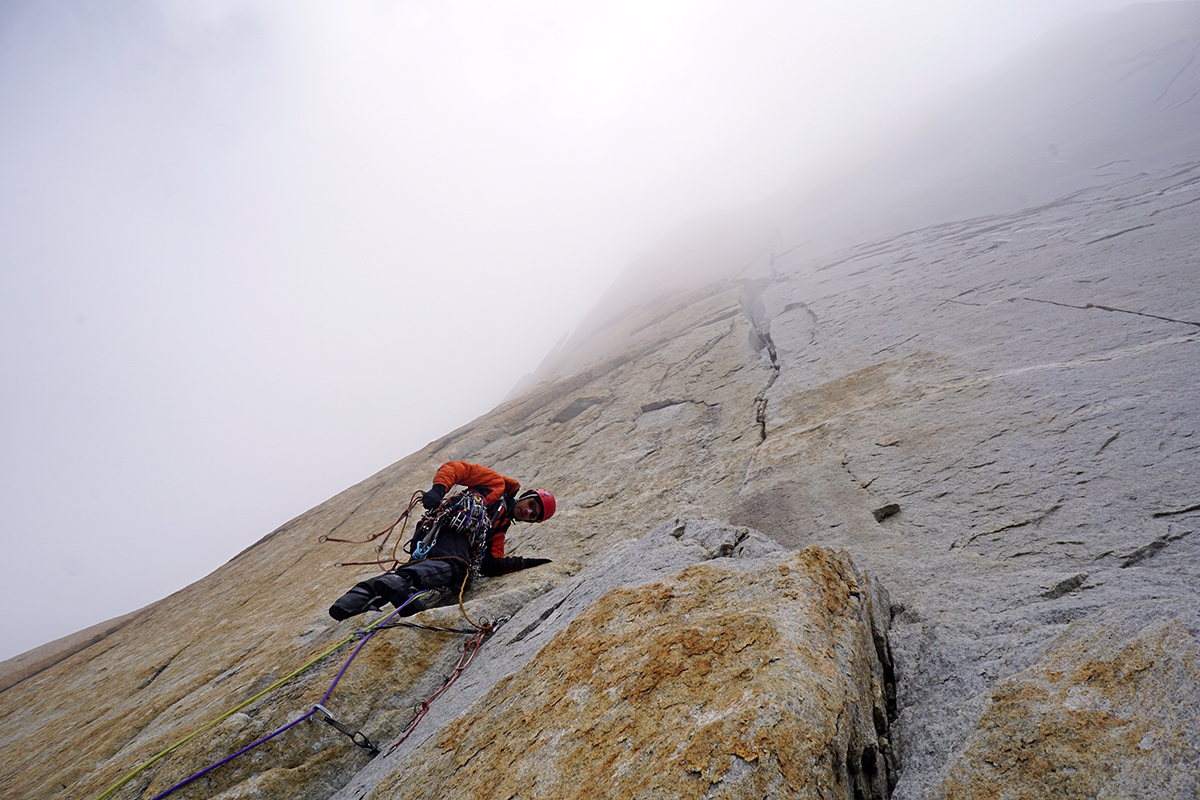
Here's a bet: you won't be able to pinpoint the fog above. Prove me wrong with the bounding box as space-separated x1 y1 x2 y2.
0 0 1132 661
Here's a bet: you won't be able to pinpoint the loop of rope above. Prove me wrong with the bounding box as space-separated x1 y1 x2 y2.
319 491 425 571
414 555 493 631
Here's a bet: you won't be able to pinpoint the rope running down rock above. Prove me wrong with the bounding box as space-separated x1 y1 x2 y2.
95 592 429 800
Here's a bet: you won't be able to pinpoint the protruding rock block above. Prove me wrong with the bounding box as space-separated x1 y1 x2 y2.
370 546 894 800
872 503 900 523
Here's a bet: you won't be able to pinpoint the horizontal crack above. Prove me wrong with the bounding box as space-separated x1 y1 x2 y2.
1120 530 1192 568
871 333 920 357
1148 195 1200 216
1020 296 1200 327
1040 572 1088 600
1152 502 1200 518
950 503 1062 550
552 397 606 423
928 333 1197 394
1083 223 1154 245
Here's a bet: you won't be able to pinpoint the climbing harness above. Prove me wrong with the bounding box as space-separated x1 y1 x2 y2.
96 488 512 800
406 489 493 572
323 488 499 632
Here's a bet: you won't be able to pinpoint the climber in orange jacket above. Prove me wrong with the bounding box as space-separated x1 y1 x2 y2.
329 461 556 620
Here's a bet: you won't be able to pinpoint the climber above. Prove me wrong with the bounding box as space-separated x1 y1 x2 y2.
328 461 556 621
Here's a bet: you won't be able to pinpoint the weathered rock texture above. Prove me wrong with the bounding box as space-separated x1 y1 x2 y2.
3 4 1200 800
0 605 152 694
326 519 891 800
372 542 892 800
934 601 1200 799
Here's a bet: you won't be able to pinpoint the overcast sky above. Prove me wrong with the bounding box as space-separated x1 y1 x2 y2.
0 0 1134 661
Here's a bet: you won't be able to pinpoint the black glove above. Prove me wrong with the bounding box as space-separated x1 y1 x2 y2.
480 556 553 576
422 484 447 510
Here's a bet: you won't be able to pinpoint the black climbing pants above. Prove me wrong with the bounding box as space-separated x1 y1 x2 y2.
328 558 467 620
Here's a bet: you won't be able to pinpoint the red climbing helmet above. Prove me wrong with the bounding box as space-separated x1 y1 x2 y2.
531 488 556 521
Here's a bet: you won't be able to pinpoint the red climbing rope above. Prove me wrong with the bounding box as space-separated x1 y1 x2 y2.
320 491 424 570
387 627 489 754
126 592 429 800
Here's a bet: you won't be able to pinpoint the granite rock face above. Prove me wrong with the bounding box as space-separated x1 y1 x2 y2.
331 519 896 800
368 535 893 800
934 601 1200 799
749 160 1200 798
3 5 1200 800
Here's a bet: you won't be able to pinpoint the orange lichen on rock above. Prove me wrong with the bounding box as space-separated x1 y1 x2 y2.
935 605 1200 800
369 547 893 800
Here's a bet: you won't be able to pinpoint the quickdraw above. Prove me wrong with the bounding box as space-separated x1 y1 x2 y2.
97 592 431 800
100 488 513 800
312 704 379 756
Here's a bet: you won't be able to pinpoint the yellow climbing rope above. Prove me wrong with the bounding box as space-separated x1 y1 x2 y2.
97 490 498 799
94 611 398 800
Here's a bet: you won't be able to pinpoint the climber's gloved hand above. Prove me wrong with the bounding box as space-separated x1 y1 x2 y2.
422 484 447 510
480 555 552 576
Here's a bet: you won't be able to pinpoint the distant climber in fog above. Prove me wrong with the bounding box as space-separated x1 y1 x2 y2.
329 461 556 620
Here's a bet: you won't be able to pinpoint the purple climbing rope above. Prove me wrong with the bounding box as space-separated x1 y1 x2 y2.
147 711 315 800
146 593 427 800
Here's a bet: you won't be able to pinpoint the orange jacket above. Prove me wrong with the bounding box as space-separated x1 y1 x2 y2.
431 461 521 558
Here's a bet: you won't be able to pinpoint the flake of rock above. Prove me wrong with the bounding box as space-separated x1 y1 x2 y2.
369 546 894 800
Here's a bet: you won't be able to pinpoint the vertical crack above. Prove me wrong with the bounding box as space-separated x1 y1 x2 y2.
740 278 782 444
753 349 779 443
734 275 788 492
